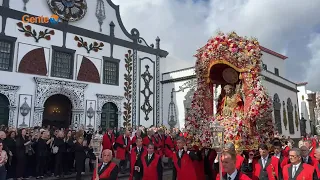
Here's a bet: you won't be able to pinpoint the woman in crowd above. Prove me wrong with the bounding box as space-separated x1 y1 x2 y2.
65 130 75 174
74 136 85 180
0 139 8 180
5 130 16 179
53 130 66 178
16 129 30 180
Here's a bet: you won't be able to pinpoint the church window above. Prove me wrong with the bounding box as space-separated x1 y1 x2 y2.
51 46 75 79
287 98 295 134
273 93 282 134
274 68 279 75
0 37 16 71
262 63 267 70
103 57 119 86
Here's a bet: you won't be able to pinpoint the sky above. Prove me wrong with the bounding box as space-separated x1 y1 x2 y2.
112 0 320 91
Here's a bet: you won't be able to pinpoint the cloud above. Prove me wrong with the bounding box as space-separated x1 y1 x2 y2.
113 0 320 88
306 33 320 90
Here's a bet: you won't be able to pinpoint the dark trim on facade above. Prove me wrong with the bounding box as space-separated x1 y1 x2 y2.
138 57 156 126
0 6 169 57
161 75 196 84
161 74 298 92
263 76 298 92
102 56 120 86
0 34 17 72
162 66 195 75
51 45 76 80
265 69 297 85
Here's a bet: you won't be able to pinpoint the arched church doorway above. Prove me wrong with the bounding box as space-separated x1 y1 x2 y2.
43 94 72 128
101 102 118 130
0 94 9 126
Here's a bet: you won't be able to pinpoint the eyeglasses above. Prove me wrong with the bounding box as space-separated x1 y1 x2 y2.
249 154 254 156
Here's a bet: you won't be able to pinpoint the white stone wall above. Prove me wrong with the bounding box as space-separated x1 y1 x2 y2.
0 1 164 129
297 85 312 134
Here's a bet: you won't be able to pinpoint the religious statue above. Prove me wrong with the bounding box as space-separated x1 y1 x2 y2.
216 84 244 117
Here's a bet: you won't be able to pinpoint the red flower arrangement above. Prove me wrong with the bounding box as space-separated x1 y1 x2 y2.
185 31 274 150
17 22 54 42
74 36 104 53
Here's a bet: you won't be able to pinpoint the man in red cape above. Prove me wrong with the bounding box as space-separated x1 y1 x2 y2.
141 143 162 180
164 137 198 180
216 151 250 180
92 149 118 180
249 144 279 180
282 148 317 180
115 129 131 173
129 137 146 180
313 147 320 179
102 128 115 152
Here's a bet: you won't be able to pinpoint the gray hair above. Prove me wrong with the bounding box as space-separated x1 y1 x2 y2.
224 142 235 151
290 148 301 157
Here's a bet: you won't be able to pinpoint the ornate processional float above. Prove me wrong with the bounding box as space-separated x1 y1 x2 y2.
185 31 275 151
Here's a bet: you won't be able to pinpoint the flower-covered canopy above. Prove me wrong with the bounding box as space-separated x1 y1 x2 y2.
185 31 274 150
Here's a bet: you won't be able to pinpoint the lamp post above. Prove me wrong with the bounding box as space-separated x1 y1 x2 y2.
91 133 103 178
210 121 224 180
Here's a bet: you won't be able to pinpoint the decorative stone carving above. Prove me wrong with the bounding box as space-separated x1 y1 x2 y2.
123 50 133 127
0 84 19 127
95 0 106 32
140 65 153 121
96 94 124 129
33 77 87 127
47 0 88 22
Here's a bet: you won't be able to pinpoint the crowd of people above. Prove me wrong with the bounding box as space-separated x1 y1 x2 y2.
0 124 320 180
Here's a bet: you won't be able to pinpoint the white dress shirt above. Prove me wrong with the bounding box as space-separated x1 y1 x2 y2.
227 169 238 180
292 162 301 177
261 155 269 168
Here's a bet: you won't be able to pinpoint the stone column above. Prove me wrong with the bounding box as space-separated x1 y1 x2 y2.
117 111 122 128
33 107 44 127
96 111 101 130
8 106 17 127
72 109 85 130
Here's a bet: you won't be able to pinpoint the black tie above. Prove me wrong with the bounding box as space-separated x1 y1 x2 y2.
228 177 231 180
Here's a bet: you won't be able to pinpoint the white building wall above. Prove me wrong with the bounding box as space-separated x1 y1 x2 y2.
0 0 166 129
297 85 312 134
261 51 285 77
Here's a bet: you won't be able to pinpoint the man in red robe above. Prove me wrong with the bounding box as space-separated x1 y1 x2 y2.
304 140 315 158
249 144 279 180
216 151 251 180
282 148 317 180
129 137 146 180
313 147 320 178
143 130 154 147
164 137 198 180
131 129 142 148
92 149 118 180
273 142 289 168
141 143 162 180
213 142 244 176
102 128 115 151
202 147 216 179
115 129 131 174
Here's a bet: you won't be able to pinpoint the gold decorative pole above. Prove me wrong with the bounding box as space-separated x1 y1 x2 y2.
91 133 103 178
210 121 224 180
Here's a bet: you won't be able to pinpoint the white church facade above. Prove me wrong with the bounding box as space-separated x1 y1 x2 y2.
161 47 303 139
0 0 168 129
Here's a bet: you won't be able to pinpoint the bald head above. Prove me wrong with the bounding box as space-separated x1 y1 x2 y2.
0 131 6 140
102 149 113 163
